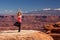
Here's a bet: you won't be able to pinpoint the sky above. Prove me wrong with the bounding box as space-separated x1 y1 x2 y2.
0 0 60 14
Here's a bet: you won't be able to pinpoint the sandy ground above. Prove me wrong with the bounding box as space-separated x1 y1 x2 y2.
0 30 54 40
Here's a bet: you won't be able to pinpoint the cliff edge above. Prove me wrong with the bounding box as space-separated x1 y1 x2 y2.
0 30 53 40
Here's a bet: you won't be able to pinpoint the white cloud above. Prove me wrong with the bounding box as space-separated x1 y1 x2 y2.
54 8 60 10
0 11 2 13
30 9 34 11
34 9 37 11
42 8 60 10
43 8 51 10
0 9 16 14
9 10 13 13
4 9 14 13
22 11 28 13
5 10 8 13
25 11 28 13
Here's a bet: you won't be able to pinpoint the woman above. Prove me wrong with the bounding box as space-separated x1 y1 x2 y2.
17 12 22 32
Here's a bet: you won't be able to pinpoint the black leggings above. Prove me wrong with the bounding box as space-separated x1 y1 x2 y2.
14 22 21 32
17 22 21 32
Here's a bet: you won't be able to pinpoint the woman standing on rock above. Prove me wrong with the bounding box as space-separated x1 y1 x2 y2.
17 11 22 32
14 9 22 32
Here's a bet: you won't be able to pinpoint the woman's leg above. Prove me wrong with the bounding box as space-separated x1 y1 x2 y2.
18 23 21 32
18 27 20 32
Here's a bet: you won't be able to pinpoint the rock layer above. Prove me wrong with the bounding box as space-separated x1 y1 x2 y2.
0 30 53 40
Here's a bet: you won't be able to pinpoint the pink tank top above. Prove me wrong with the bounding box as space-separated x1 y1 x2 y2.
17 16 22 23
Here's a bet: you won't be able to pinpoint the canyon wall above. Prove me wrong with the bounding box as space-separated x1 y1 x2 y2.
0 14 60 31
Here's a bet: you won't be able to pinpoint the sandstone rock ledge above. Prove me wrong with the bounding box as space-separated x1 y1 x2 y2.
0 30 53 40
